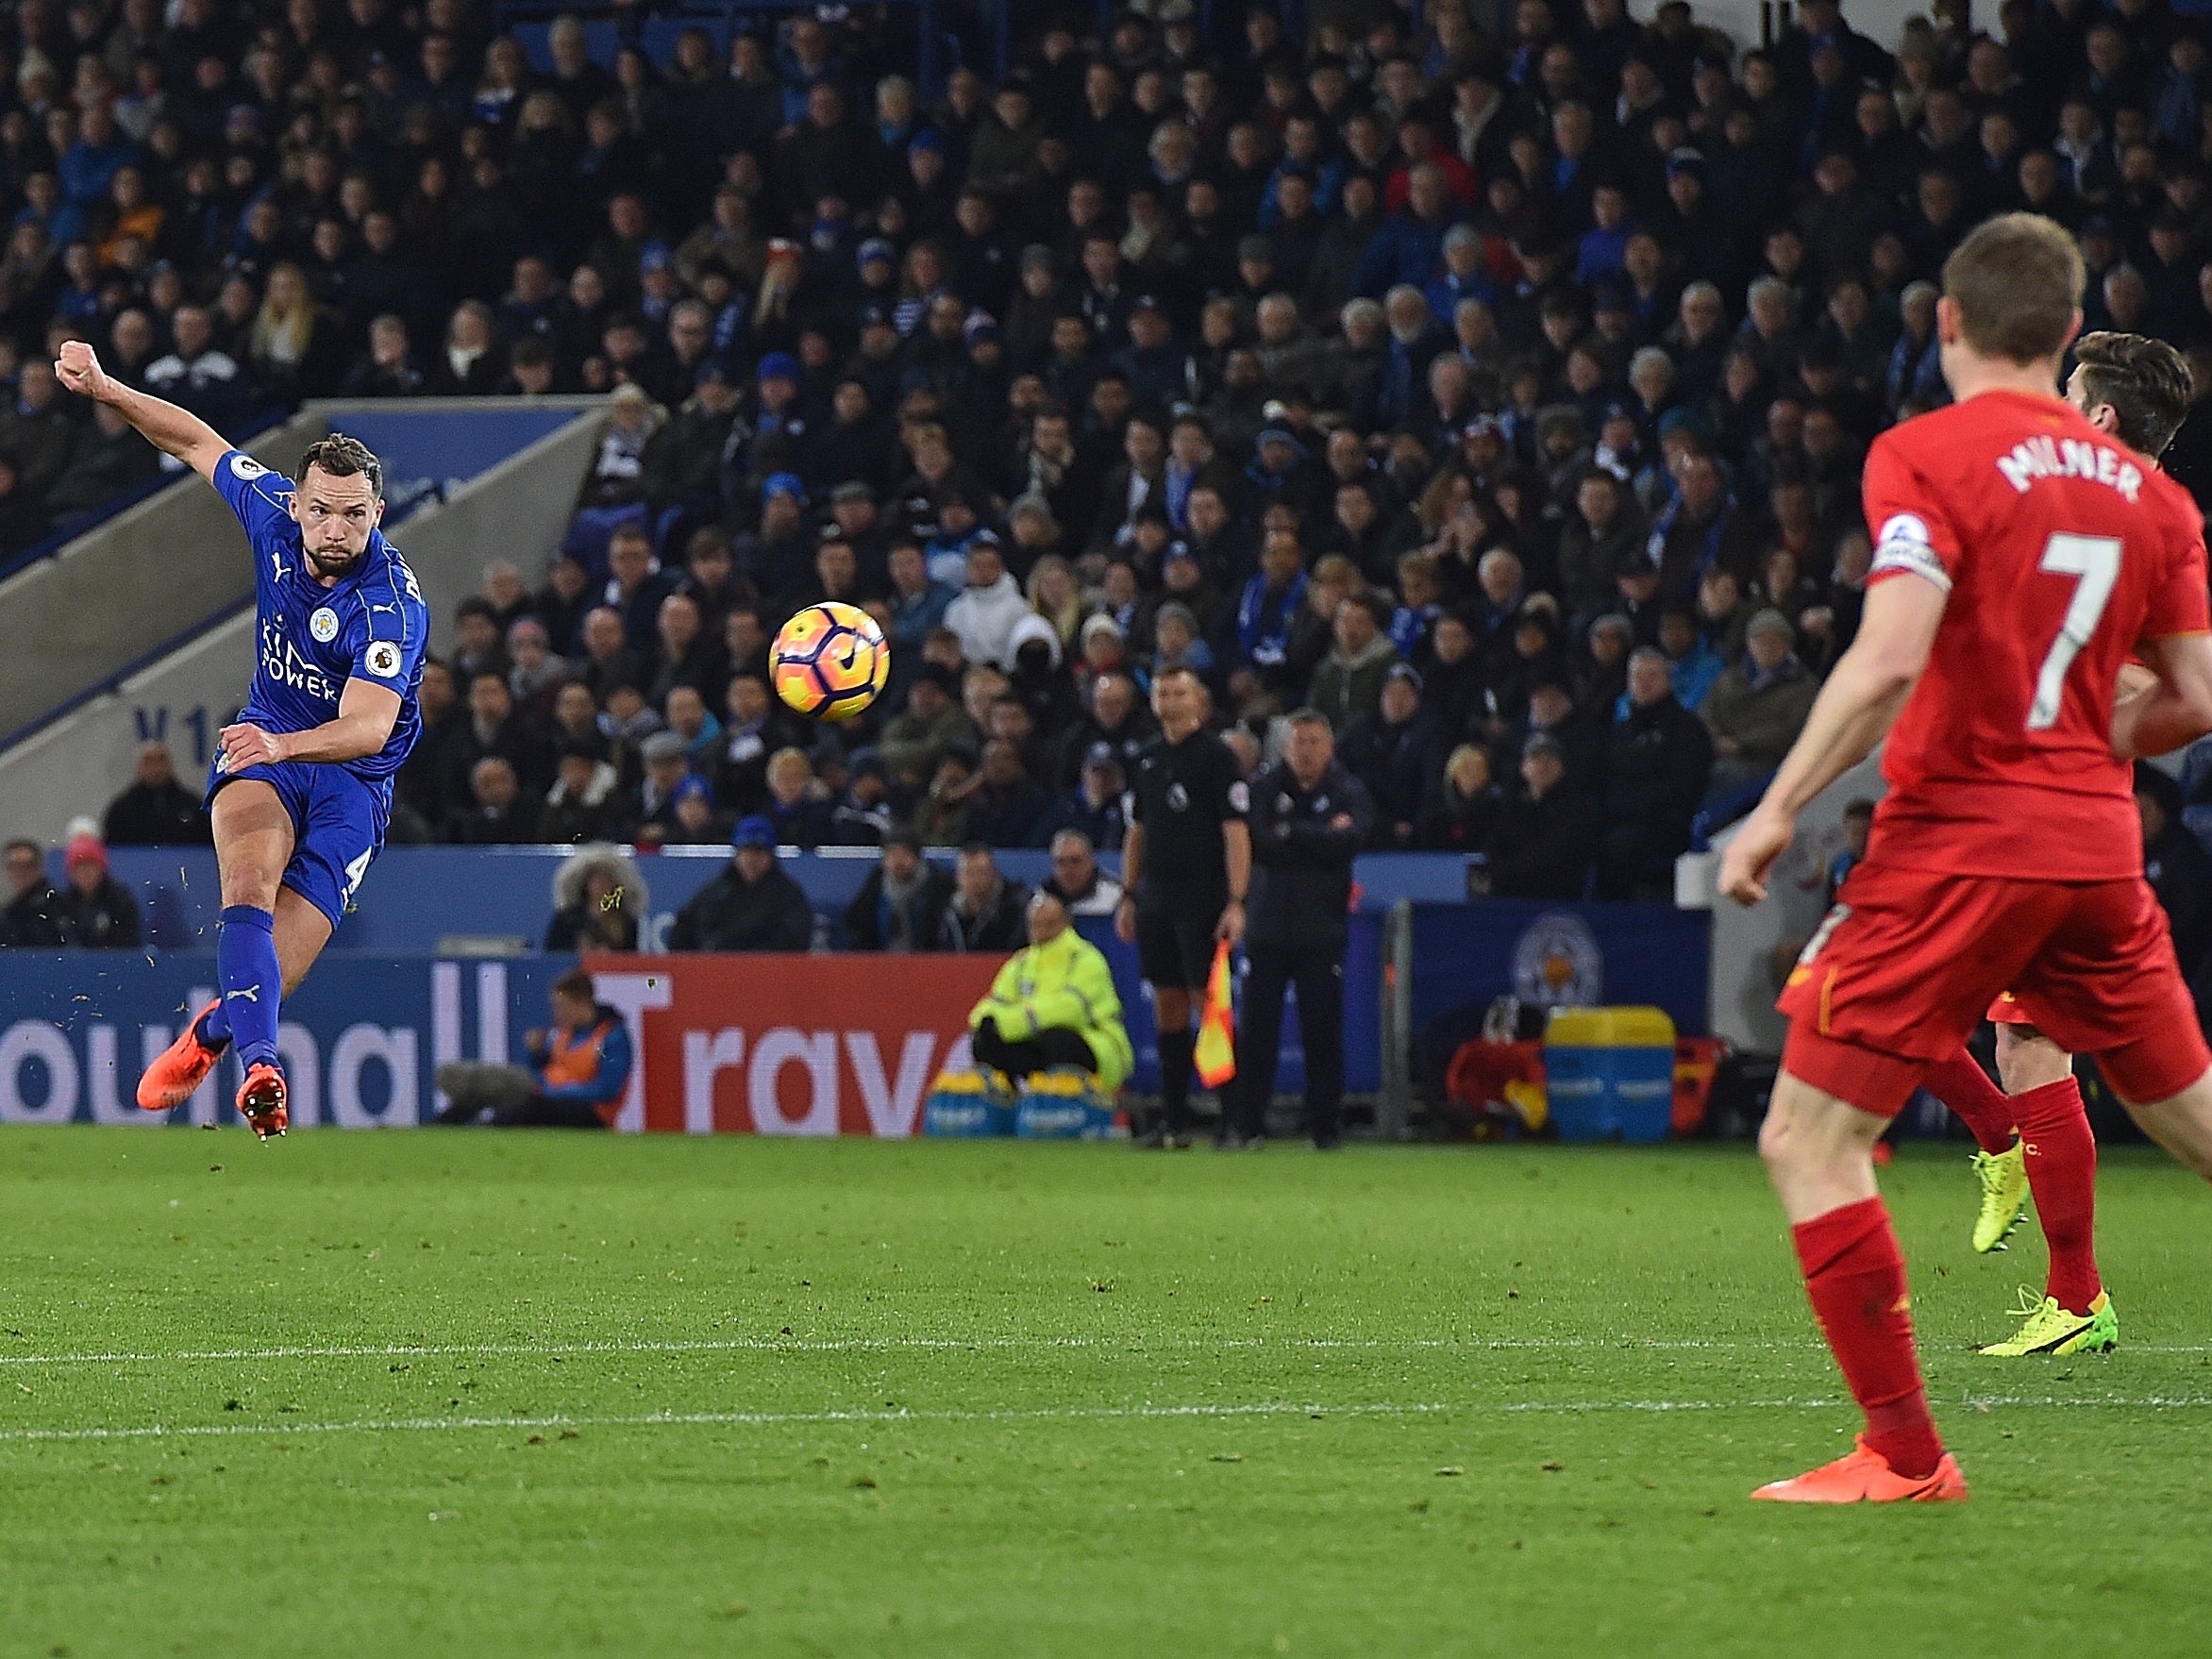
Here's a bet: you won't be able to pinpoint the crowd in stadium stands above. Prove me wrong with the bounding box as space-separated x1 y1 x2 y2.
22 0 2212 917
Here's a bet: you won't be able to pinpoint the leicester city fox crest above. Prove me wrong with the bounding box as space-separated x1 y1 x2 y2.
1512 911 1604 1008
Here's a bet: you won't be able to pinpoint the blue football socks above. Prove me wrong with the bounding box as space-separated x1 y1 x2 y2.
216 904 280 1070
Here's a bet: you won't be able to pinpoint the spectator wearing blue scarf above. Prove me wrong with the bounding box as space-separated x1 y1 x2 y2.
1426 225 1499 325
1372 287 1450 428
1163 412 1238 536
1885 280 1945 411
885 542 957 702
1389 552 1445 662
844 830 954 951
922 490 986 587
1643 451 1756 601
1658 607 1725 712
1235 533 1308 688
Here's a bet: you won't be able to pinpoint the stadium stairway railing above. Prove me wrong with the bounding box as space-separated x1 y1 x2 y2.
0 398 611 846
1687 771 1777 853
0 410 324 748
0 406 286 590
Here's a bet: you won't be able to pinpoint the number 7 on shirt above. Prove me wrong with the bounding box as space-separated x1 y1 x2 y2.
2026 533 2121 732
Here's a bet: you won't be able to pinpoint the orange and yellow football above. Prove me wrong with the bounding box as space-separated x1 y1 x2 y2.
770 600 891 722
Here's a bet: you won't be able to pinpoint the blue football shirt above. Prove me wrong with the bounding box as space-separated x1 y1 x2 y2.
214 449 428 781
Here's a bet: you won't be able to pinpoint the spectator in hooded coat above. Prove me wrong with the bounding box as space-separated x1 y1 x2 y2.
944 535 1031 670
544 848 644 952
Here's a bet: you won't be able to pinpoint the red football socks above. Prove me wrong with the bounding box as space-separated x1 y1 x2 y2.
2012 1075 2101 1315
1791 1197 1945 1480
1920 1050 2017 1157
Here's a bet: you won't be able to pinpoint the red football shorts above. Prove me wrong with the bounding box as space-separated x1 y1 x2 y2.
1777 862 2209 1117
1986 991 2031 1027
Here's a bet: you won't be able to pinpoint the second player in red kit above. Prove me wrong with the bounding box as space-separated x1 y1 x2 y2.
1911 330 2204 1357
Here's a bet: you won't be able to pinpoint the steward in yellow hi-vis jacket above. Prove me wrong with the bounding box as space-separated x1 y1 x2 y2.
967 889 1133 1091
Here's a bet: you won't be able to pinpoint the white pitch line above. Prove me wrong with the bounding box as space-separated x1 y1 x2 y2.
8 1393 2212 1447
5 1334 2209 1369
0 1400 1452 1444
0 1333 1787 1367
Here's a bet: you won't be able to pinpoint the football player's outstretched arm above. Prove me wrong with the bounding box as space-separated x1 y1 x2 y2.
54 340 228 483
2113 632 2212 760
1719 574 1945 904
220 679 402 771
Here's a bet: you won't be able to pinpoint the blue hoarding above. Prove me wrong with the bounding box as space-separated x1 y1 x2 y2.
96 846 1483 955
1406 900 1711 1036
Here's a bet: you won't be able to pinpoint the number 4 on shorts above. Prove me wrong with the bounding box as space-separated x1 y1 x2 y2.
342 846 374 905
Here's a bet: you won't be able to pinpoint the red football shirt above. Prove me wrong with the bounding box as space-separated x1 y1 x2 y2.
1863 389 2211 880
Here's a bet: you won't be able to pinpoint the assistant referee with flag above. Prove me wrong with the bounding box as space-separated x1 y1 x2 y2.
1115 665 1251 1149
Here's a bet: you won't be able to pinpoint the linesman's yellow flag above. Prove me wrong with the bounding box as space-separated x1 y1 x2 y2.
1194 940 1237 1088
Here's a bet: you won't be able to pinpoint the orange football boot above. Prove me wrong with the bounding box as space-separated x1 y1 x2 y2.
137 1000 227 1112
1752 1436 1968 1503
237 1062 289 1140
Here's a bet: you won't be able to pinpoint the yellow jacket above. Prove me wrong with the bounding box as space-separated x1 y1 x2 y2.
969 927 1133 1091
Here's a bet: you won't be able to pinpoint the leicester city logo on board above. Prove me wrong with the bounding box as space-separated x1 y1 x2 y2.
309 606 339 643
1512 911 1603 1008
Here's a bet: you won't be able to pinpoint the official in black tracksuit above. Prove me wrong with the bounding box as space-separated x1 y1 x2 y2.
1115 665 1252 1148
1232 710 1372 1148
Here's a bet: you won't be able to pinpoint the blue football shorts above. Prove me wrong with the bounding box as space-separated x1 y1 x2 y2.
205 758 392 931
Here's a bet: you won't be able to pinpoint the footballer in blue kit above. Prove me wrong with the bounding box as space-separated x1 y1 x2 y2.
209 445 426 915
55 337 427 1138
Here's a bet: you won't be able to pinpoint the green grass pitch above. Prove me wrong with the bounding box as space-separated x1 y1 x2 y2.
5 1130 2212 1658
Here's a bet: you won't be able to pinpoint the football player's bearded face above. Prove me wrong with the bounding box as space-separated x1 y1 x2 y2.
291 464 384 578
